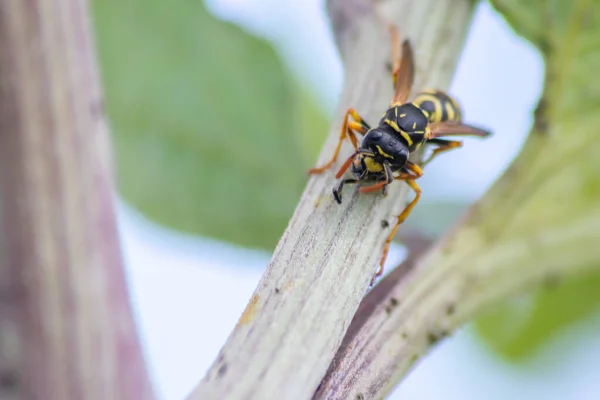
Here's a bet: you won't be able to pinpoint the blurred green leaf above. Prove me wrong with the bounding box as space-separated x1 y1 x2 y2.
473 0 600 360
93 1 329 249
475 272 600 361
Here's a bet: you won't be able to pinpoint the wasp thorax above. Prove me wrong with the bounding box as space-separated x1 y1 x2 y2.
367 129 383 141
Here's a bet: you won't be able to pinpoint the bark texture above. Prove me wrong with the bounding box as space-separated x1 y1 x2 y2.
0 1 154 399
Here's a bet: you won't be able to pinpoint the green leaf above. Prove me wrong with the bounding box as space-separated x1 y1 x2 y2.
475 272 600 361
92 1 329 250
473 0 600 360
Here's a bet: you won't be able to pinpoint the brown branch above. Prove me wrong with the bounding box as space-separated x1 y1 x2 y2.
322 231 434 371
188 0 476 399
0 1 154 398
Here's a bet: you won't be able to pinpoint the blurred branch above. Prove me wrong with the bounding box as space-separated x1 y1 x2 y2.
0 1 154 398
189 0 476 399
394 229 434 254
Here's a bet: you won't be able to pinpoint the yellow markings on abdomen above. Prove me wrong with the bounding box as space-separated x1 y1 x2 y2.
445 101 456 122
412 93 443 123
413 90 462 124
448 95 462 122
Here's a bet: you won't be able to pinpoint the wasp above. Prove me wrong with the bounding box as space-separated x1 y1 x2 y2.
308 26 491 277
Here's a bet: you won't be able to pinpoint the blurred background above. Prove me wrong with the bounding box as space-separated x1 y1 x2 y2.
92 0 600 399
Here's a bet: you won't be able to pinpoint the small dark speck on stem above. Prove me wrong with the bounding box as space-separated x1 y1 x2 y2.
533 96 549 135
544 273 561 290
446 304 455 315
357 393 365 400
275 287 280 294
217 363 228 377
0 369 19 392
427 330 449 346
381 220 389 228
385 297 400 315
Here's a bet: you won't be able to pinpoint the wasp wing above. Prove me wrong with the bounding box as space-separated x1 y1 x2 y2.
391 39 415 106
426 121 492 139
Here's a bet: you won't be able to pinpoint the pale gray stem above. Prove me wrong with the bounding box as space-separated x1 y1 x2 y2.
189 1 476 399
0 1 154 398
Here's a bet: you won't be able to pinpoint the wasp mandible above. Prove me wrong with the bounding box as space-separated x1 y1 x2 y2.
308 26 492 277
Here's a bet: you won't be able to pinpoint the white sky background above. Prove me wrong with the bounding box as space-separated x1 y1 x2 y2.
120 1 600 399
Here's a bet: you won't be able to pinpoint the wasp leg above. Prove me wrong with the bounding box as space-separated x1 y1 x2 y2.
334 149 359 179
333 178 359 204
377 162 423 277
421 138 463 167
358 161 393 194
308 108 371 175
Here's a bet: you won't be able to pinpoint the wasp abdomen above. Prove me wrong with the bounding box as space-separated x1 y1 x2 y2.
412 90 462 124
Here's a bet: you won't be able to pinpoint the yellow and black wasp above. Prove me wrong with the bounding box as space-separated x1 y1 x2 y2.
308 26 492 276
